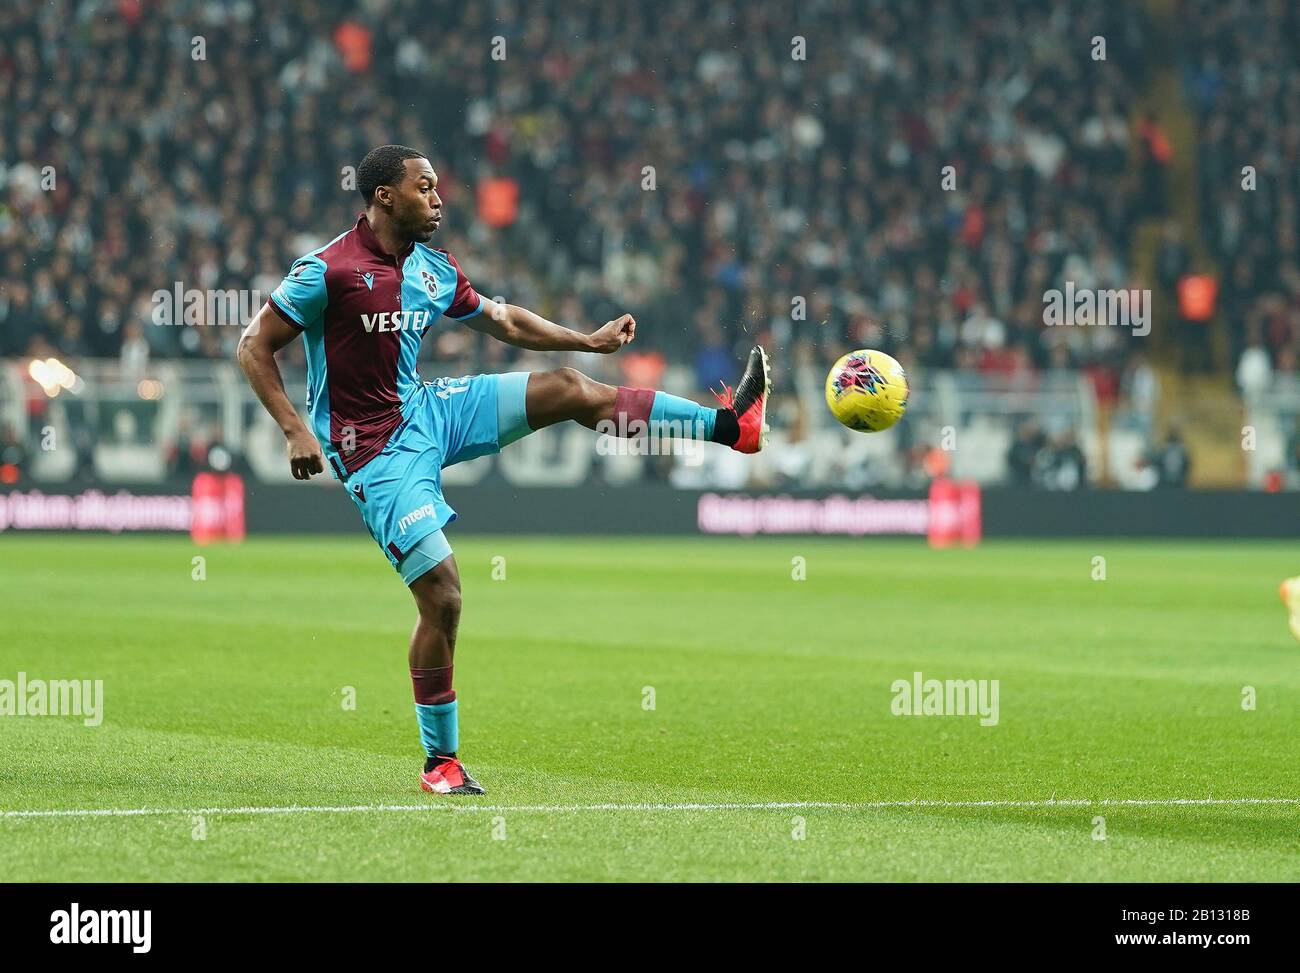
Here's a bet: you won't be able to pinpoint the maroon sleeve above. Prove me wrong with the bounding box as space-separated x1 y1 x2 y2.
441 251 485 320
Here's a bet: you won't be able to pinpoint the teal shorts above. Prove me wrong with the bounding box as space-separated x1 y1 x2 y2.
334 371 532 584
397 528 455 585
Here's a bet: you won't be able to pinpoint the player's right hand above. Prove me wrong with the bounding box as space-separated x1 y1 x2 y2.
286 430 325 480
588 313 636 353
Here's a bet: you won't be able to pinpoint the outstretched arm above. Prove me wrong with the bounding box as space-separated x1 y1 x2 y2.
462 299 635 354
236 304 326 480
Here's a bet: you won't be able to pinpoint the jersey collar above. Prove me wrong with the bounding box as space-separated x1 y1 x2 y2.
355 213 414 263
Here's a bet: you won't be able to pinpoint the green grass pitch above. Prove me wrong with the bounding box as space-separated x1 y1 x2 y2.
1 534 1298 882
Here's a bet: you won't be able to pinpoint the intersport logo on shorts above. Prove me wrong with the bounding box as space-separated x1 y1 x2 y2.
362 310 432 333
398 502 436 534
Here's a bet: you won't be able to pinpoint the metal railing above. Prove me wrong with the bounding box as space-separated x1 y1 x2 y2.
2 356 1109 488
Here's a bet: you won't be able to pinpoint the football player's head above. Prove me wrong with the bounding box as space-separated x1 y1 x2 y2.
358 144 442 243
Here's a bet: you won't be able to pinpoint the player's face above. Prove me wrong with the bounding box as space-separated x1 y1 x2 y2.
387 158 442 243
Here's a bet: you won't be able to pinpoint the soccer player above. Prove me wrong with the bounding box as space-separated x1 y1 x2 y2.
1279 577 1300 642
237 145 770 795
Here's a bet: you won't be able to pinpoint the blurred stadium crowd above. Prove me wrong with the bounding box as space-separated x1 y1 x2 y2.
3 0 1151 375
1179 0 1300 393
0 0 1295 488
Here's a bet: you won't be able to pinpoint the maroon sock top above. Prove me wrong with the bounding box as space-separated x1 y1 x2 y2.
411 666 455 706
613 386 655 431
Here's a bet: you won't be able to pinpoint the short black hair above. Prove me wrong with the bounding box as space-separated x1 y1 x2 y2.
357 144 427 203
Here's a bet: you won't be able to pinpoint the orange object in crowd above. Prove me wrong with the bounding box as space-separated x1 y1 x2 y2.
621 351 666 388
923 446 950 479
961 205 985 248
1177 273 1218 321
334 21 372 73
477 177 520 228
1140 117 1172 163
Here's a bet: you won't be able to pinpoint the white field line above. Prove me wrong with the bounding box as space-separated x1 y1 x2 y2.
2 797 1299 820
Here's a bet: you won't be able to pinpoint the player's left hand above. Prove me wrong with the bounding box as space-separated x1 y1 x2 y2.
589 313 636 353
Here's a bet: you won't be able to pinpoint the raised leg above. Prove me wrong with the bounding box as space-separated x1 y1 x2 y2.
524 366 617 430
522 365 729 445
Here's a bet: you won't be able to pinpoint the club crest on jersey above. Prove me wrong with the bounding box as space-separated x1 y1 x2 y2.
361 309 431 333
420 270 440 300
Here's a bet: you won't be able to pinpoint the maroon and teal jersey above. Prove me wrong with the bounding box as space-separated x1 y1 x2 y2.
266 214 485 474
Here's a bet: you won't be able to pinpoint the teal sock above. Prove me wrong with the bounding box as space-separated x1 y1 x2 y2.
649 391 715 441
415 699 458 757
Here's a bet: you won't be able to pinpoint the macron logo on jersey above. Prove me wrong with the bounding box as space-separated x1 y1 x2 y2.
361 310 432 333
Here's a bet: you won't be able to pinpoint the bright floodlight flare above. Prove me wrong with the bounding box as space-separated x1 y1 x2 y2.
28 357 81 398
